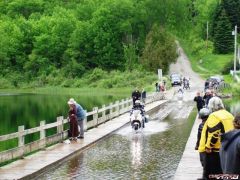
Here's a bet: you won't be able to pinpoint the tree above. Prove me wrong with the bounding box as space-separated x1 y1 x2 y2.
6 0 44 19
213 7 233 54
222 0 240 28
0 19 24 74
140 24 177 73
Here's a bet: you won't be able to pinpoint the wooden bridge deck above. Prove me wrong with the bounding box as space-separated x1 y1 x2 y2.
174 116 202 180
0 90 173 180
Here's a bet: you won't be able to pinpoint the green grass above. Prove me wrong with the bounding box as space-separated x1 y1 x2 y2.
0 87 132 96
180 39 233 78
179 38 240 96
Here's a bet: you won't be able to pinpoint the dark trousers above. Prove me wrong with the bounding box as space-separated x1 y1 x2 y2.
202 152 222 180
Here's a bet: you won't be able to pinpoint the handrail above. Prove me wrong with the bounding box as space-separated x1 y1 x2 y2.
0 92 165 164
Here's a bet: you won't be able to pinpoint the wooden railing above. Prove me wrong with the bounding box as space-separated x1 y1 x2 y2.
0 92 165 164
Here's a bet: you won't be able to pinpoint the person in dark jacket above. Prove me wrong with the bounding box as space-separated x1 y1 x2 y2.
220 114 240 178
132 88 141 105
68 98 86 139
141 88 146 103
195 108 211 180
68 106 79 140
194 92 205 112
203 90 213 106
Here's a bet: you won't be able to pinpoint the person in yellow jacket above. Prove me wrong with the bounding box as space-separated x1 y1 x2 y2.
198 96 234 180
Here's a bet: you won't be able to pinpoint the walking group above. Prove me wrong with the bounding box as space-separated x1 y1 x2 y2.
194 91 240 180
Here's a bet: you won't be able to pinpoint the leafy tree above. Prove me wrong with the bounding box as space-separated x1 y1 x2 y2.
0 19 24 74
213 7 233 54
140 24 177 73
123 43 138 71
28 7 77 72
222 0 240 28
6 0 44 19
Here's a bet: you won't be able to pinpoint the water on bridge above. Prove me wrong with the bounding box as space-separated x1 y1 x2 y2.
35 101 196 180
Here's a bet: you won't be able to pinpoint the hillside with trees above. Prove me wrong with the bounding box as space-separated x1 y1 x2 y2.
0 0 239 89
0 0 189 88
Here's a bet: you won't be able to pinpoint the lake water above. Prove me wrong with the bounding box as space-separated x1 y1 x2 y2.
0 93 129 151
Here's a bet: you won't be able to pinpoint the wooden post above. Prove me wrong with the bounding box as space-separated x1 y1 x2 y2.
84 110 88 131
109 103 113 118
57 116 64 142
93 107 98 126
115 100 120 116
40 121 46 149
18 125 25 158
102 105 106 121
129 98 133 109
120 99 125 114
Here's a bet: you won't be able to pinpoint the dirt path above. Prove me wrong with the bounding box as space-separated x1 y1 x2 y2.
169 42 205 101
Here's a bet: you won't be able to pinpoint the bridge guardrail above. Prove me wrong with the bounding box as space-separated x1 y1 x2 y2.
0 92 165 164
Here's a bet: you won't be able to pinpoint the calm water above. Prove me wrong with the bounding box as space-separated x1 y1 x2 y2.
0 93 128 151
35 99 240 180
35 102 196 180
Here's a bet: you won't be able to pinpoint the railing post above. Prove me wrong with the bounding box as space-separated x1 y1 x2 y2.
93 107 98 127
129 98 133 108
120 99 124 114
18 125 25 158
110 103 113 118
102 104 106 120
40 120 46 149
115 100 120 116
125 98 129 111
84 110 88 131
57 116 64 142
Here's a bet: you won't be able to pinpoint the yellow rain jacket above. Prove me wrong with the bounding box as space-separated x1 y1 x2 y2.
198 109 234 152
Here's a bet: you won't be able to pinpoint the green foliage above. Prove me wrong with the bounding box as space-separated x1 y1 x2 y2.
6 0 44 19
222 0 240 29
141 25 177 74
123 43 138 71
0 77 13 89
212 5 233 54
0 0 200 88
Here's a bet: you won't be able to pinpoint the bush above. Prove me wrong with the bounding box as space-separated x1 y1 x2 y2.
221 60 240 75
85 68 108 82
0 77 13 88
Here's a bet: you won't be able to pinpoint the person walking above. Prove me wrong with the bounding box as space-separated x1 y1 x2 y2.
198 97 234 180
220 114 240 178
155 82 159 92
141 88 146 104
194 92 205 112
203 89 213 106
68 98 86 139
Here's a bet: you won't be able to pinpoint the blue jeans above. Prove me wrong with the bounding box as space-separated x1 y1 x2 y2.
77 119 84 137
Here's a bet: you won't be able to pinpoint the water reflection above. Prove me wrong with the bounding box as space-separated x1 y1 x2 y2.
0 94 127 151
36 103 196 180
131 134 143 169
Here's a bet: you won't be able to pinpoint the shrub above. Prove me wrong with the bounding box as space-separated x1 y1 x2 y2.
0 77 12 88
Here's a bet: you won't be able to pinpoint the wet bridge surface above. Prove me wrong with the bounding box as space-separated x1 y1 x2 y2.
0 88 198 180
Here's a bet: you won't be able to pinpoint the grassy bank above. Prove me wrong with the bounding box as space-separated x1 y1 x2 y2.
0 68 162 94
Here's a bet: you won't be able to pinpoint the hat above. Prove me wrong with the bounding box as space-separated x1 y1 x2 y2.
199 108 210 119
67 98 76 105
208 96 224 112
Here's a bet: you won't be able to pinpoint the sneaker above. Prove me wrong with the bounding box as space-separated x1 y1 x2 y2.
78 136 84 139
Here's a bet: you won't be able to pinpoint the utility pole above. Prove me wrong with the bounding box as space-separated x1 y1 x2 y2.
233 25 237 77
